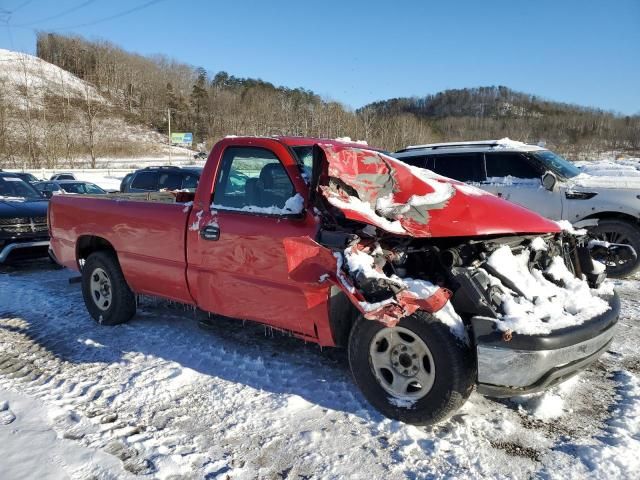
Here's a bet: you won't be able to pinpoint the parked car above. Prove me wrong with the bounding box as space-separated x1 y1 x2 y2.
120 166 202 193
50 173 77 181
49 136 620 425
394 139 640 277
13 172 41 183
0 170 42 183
34 180 106 198
0 172 50 264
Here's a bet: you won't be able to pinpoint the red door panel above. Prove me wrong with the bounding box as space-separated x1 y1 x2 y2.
187 209 327 337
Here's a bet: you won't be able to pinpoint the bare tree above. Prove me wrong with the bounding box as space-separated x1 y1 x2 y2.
82 81 100 168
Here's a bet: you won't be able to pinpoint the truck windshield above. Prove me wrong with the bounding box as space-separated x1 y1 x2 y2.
0 175 42 199
532 150 581 179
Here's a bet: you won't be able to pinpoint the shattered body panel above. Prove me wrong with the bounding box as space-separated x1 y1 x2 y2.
316 144 561 238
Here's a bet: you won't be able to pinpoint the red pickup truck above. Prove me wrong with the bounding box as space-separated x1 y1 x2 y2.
49 136 620 425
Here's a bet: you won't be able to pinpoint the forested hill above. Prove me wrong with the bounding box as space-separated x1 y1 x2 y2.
362 87 640 155
1 32 636 168
363 86 616 118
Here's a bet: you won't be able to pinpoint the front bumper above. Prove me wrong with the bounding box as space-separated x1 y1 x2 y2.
472 292 620 397
0 239 50 264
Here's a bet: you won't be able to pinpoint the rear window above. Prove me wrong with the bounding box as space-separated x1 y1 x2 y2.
432 153 483 182
131 172 158 190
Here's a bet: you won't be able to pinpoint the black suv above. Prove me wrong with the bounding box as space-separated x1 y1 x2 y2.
120 166 202 193
0 172 50 264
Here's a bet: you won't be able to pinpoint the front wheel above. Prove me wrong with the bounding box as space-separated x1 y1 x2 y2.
81 251 136 325
589 219 640 278
348 311 475 425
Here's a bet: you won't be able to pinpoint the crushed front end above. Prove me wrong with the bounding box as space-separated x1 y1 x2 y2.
309 144 620 398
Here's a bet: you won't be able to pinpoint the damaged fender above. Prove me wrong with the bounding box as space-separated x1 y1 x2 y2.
283 236 451 327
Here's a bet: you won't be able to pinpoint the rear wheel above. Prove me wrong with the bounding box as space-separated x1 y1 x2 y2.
589 219 640 278
348 311 475 425
81 251 136 325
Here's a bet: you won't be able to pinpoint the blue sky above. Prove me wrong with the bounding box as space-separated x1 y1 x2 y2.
1 0 638 114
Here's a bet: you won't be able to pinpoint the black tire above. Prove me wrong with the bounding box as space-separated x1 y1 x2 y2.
81 251 136 325
348 311 475 425
589 219 640 278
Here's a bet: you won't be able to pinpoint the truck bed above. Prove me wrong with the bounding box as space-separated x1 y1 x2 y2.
49 193 195 303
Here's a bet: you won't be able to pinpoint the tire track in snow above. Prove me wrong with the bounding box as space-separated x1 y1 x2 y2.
1 264 638 478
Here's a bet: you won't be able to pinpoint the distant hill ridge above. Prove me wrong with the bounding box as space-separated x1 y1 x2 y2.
361 86 622 119
0 32 638 169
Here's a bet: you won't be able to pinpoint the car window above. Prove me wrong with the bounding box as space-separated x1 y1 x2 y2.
159 172 183 190
61 183 84 193
62 183 103 194
485 153 543 180
0 175 41 198
432 153 483 182
213 147 296 212
84 183 105 194
182 173 199 190
400 155 429 169
131 171 158 190
291 146 313 179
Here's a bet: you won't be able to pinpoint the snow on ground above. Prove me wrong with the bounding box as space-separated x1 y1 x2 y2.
0 261 639 479
575 155 640 176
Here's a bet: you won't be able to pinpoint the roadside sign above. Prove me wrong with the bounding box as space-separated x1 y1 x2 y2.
171 132 193 147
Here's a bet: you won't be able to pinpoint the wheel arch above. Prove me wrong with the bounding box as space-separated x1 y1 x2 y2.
580 211 640 226
328 286 361 348
76 235 117 269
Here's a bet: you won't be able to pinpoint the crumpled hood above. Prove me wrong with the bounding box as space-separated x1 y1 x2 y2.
0 198 49 218
315 144 560 237
569 173 640 190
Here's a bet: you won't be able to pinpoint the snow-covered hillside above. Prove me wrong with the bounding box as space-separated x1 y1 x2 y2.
0 49 191 167
0 48 104 108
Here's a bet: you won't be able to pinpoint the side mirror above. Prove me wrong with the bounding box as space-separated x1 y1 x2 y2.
41 191 53 199
542 171 557 191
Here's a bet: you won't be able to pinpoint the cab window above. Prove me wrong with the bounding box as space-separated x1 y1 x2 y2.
213 147 296 212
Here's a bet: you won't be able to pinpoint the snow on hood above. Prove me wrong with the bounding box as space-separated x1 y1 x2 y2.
315 144 560 237
568 173 640 190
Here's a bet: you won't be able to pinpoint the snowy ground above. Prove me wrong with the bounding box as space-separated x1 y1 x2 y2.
0 261 638 479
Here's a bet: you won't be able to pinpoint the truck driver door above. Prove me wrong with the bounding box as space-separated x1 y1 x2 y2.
186 144 325 338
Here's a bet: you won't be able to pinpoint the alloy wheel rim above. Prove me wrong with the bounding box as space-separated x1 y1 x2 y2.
595 230 632 268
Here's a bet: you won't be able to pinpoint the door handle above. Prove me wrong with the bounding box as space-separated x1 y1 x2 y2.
200 225 220 241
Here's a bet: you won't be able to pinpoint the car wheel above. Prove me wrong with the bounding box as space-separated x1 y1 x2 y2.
81 251 136 325
348 311 475 425
589 219 640 278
